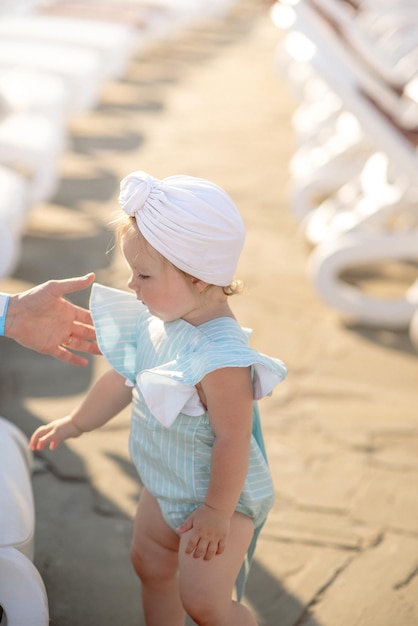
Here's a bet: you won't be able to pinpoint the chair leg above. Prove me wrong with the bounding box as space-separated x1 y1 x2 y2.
0 547 49 626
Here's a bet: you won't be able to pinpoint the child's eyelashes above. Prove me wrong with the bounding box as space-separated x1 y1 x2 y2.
138 274 150 280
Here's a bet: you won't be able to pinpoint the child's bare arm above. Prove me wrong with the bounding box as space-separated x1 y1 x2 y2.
29 369 132 451
177 366 253 559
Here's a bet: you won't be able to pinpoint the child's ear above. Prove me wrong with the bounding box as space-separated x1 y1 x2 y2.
190 277 209 293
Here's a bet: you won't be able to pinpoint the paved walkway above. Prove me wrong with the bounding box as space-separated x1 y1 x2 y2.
1 2 418 624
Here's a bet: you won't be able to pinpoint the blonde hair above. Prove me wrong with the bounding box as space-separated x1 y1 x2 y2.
114 214 244 296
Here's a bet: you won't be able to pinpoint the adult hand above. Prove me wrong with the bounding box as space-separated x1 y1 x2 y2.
4 273 101 366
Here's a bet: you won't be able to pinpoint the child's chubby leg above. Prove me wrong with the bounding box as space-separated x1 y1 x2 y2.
130 487 185 626
178 512 258 626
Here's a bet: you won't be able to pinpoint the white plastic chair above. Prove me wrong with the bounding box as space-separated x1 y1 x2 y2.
0 417 49 626
409 306 418 351
0 165 28 279
289 111 374 221
0 40 105 115
308 229 418 329
0 548 49 626
274 0 418 191
0 14 139 81
0 67 70 126
0 1 44 14
271 0 418 327
272 7 376 223
302 151 418 245
280 0 418 148
0 109 66 205
0 68 68 278
272 1 418 227
0 417 34 559
310 0 418 92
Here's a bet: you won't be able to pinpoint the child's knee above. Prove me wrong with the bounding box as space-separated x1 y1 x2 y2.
130 541 156 581
130 539 178 585
129 541 145 578
180 587 219 625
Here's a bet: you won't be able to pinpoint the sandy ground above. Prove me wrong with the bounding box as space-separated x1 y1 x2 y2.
1 1 418 625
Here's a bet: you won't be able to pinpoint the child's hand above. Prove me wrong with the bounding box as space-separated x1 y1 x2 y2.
176 503 230 561
29 416 82 451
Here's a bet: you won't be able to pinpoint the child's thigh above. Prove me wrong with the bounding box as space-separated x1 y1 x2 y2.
178 512 254 603
131 487 180 579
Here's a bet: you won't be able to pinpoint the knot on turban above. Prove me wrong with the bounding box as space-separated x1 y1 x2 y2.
118 170 245 286
119 171 160 216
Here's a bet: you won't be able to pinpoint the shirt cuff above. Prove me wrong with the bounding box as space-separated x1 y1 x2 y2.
0 293 10 336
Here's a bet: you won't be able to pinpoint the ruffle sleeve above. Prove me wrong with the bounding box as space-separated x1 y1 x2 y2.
136 322 288 428
90 283 147 383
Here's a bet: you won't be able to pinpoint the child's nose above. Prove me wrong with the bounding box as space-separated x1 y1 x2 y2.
128 275 138 292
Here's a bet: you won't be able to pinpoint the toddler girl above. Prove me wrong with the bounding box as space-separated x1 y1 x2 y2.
30 171 287 626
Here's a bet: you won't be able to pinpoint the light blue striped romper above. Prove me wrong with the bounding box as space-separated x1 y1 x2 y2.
90 283 287 598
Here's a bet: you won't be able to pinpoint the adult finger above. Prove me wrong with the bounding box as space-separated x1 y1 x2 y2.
64 332 101 357
73 305 94 326
51 345 91 367
48 273 96 297
71 320 96 340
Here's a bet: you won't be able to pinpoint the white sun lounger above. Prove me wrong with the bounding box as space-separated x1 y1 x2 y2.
308 229 418 329
0 40 104 114
0 109 66 205
0 165 28 278
0 417 49 626
271 0 418 327
0 14 139 81
0 67 69 126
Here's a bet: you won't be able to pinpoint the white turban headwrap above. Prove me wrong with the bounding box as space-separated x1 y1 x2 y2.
118 171 245 286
